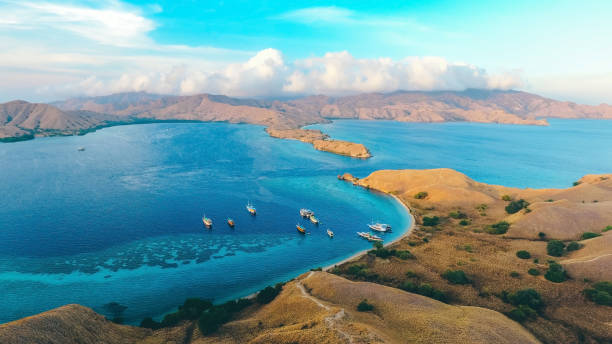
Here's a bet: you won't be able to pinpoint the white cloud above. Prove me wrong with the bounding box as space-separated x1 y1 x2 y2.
47 49 522 99
1 1 155 47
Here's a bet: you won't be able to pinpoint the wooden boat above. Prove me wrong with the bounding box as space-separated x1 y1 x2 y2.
296 224 306 234
227 218 235 227
77 147 85 151
246 202 256 215
202 216 212 228
309 214 319 225
327 229 334 238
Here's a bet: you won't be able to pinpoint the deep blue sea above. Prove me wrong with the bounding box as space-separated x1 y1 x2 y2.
0 119 611 324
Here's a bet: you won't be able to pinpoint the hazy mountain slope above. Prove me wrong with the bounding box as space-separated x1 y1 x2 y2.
0 304 150 344
0 101 121 140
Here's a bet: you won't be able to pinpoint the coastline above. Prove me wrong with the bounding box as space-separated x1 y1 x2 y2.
323 193 415 271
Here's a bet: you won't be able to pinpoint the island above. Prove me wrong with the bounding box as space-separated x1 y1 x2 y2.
266 128 371 158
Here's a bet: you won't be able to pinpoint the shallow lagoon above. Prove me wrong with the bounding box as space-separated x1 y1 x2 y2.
1 119 611 324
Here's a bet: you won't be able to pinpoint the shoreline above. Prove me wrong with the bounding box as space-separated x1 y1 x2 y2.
323 193 415 271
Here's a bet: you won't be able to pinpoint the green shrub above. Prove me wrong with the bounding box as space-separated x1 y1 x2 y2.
581 232 601 240
357 299 374 312
505 288 544 311
442 269 471 285
369 242 414 260
538 232 546 240
422 216 440 226
545 262 567 283
256 283 283 304
198 307 230 334
501 195 512 201
179 298 213 320
449 211 467 219
405 270 418 278
566 241 581 252
505 199 529 214
486 221 510 235
400 281 447 302
546 240 565 257
459 219 470 226
584 282 612 306
510 271 520 278
602 225 612 232
528 268 540 276
414 191 428 199
516 250 531 259
345 264 379 281
573 181 582 186
508 305 537 322
140 317 162 330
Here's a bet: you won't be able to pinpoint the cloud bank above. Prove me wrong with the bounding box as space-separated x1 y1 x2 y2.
55 49 523 99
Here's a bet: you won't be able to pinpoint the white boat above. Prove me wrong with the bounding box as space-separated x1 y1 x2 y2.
357 231 383 242
368 222 391 232
300 208 314 217
202 215 212 228
246 202 256 215
309 214 319 225
77 147 85 151
327 229 334 238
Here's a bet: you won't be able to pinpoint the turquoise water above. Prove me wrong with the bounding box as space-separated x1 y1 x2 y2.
0 123 410 324
0 119 611 324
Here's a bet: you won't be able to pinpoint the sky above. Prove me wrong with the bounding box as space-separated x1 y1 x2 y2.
1 0 611 104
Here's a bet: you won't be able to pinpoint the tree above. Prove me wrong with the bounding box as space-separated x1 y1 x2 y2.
546 240 565 257
442 270 471 285
505 199 529 214
198 307 230 334
581 232 601 240
486 221 510 234
516 250 531 259
256 284 283 304
414 191 428 199
566 241 581 252
545 262 567 283
357 299 374 312
422 216 440 226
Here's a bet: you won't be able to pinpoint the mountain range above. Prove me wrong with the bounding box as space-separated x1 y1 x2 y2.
2 89 612 142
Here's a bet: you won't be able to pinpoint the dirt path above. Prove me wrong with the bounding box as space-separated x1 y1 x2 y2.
296 272 355 344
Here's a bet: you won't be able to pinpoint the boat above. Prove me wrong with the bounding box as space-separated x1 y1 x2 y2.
227 218 235 227
246 202 256 215
309 214 319 225
368 222 392 232
77 147 85 151
296 224 306 234
357 231 383 242
202 215 213 228
300 208 314 217
327 229 334 238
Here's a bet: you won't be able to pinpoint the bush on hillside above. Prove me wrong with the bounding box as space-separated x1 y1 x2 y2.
256 283 284 304
486 221 510 235
357 299 374 312
505 199 529 214
399 281 447 302
584 281 612 306
516 250 531 259
422 216 440 226
449 211 468 219
581 232 601 240
528 268 540 276
198 306 230 334
501 195 512 201
508 304 537 322
442 269 471 285
566 241 581 252
414 191 428 199
546 240 565 257
602 225 612 232
545 262 567 283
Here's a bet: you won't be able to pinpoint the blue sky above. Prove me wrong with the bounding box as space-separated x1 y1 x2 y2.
1 0 611 103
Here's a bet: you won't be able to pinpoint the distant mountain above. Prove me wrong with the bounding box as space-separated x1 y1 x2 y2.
0 101 120 141
3 89 612 142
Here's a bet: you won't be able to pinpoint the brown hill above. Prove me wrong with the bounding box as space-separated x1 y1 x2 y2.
561 232 612 281
0 100 120 140
0 304 150 344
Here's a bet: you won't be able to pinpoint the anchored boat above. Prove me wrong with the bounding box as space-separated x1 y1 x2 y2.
327 229 334 238
246 202 256 215
227 218 235 227
357 231 382 242
368 222 391 232
300 208 314 217
296 224 306 234
202 215 213 228
309 214 319 225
